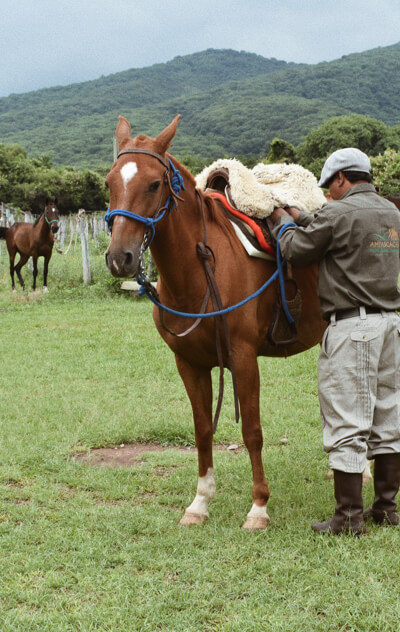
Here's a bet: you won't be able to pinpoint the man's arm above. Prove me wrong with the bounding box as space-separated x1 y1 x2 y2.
270 206 313 226
269 206 332 265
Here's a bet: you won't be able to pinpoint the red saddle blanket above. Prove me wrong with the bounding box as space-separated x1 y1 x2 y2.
209 191 276 259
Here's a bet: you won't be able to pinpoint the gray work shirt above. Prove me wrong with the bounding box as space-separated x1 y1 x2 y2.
272 184 400 320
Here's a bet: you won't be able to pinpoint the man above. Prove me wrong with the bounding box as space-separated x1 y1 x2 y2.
270 148 400 535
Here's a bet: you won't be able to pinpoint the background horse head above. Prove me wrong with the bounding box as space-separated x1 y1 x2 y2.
105 116 326 530
0 199 60 290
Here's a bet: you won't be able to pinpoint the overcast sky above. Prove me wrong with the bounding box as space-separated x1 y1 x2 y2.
1 0 399 97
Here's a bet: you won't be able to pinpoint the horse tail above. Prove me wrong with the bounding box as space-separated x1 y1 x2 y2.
0 226 8 239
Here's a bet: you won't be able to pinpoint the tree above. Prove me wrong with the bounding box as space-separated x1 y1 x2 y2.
371 149 400 196
0 142 108 213
266 137 297 164
296 114 400 177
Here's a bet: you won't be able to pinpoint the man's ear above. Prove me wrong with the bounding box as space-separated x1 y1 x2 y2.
336 171 346 186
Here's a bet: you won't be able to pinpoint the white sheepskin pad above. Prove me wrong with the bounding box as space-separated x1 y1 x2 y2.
196 159 326 219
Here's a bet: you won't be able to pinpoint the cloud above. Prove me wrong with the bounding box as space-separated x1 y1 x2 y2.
0 0 399 97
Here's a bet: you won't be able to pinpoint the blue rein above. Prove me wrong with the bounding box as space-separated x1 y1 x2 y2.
137 223 297 321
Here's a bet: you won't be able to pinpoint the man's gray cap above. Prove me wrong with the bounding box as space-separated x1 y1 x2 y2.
318 148 371 187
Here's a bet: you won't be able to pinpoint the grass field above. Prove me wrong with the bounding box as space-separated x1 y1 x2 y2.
1 239 400 631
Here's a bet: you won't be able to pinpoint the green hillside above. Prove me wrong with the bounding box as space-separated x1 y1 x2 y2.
0 44 399 168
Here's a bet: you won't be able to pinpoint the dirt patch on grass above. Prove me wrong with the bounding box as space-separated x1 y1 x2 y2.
73 442 244 468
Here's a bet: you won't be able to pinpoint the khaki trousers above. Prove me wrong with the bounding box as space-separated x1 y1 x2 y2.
318 309 400 473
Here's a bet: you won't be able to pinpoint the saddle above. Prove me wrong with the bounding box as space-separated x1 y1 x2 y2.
205 168 302 348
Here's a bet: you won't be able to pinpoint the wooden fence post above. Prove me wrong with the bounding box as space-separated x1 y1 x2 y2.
77 209 91 284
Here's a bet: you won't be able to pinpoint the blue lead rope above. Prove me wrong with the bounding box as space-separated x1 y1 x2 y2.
138 221 297 320
276 222 297 324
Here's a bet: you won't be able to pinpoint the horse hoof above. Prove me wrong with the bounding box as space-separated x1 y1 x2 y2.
179 512 207 527
242 515 270 531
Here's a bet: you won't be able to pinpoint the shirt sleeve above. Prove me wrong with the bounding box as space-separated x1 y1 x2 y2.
272 209 333 265
296 211 314 227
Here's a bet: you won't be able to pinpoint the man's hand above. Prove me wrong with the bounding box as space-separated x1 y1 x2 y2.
269 206 302 223
269 207 290 223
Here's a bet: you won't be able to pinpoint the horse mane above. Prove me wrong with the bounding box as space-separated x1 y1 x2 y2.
169 155 237 240
33 213 43 227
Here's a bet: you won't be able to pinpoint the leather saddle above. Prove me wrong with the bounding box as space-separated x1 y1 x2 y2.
205 167 301 348
206 168 275 256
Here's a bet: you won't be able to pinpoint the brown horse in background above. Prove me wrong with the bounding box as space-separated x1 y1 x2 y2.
105 116 326 530
0 200 59 290
386 195 400 211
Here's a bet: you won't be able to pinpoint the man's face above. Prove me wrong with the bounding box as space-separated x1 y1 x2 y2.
328 174 342 200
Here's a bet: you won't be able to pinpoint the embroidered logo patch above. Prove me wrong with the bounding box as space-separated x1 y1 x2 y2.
369 227 399 253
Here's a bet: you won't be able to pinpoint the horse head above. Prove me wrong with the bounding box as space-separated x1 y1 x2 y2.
105 115 181 278
45 199 60 234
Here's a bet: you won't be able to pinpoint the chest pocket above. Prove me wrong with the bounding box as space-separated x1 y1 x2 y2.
351 330 379 342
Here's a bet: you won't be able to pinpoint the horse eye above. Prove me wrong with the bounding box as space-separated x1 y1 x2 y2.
149 181 161 193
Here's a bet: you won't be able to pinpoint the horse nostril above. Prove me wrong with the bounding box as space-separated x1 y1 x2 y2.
124 251 133 267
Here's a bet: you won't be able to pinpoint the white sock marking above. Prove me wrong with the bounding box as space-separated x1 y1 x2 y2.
186 468 216 517
247 503 269 520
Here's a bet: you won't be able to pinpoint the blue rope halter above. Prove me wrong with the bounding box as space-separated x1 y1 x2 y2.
104 156 185 250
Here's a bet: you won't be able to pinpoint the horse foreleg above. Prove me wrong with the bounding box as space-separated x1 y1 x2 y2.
32 256 38 290
175 355 215 526
237 356 270 530
43 254 51 290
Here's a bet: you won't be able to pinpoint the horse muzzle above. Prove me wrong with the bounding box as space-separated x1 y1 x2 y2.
105 246 141 278
51 224 59 234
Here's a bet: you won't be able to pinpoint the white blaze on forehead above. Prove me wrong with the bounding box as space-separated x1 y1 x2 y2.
120 161 138 188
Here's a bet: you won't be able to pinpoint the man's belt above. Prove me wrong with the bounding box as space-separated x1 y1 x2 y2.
335 306 382 321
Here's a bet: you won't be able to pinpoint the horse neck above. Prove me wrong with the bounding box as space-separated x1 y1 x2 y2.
150 171 207 292
34 213 51 240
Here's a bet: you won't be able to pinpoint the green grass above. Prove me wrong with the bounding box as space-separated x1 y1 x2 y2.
1 243 400 631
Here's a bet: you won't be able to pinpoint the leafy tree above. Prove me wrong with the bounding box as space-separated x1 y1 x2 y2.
296 114 400 177
266 137 297 163
371 149 400 196
0 142 108 212
57 169 108 212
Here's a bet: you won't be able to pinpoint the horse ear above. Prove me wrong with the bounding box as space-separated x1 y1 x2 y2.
156 115 181 153
116 116 132 150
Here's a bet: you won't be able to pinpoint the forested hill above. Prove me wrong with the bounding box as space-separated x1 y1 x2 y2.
0 44 399 168
0 49 295 121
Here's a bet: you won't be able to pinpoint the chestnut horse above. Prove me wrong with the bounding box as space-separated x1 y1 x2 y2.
105 116 326 530
386 195 400 211
0 200 59 291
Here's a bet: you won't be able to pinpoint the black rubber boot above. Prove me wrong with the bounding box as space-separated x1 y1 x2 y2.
312 470 366 535
364 454 400 525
